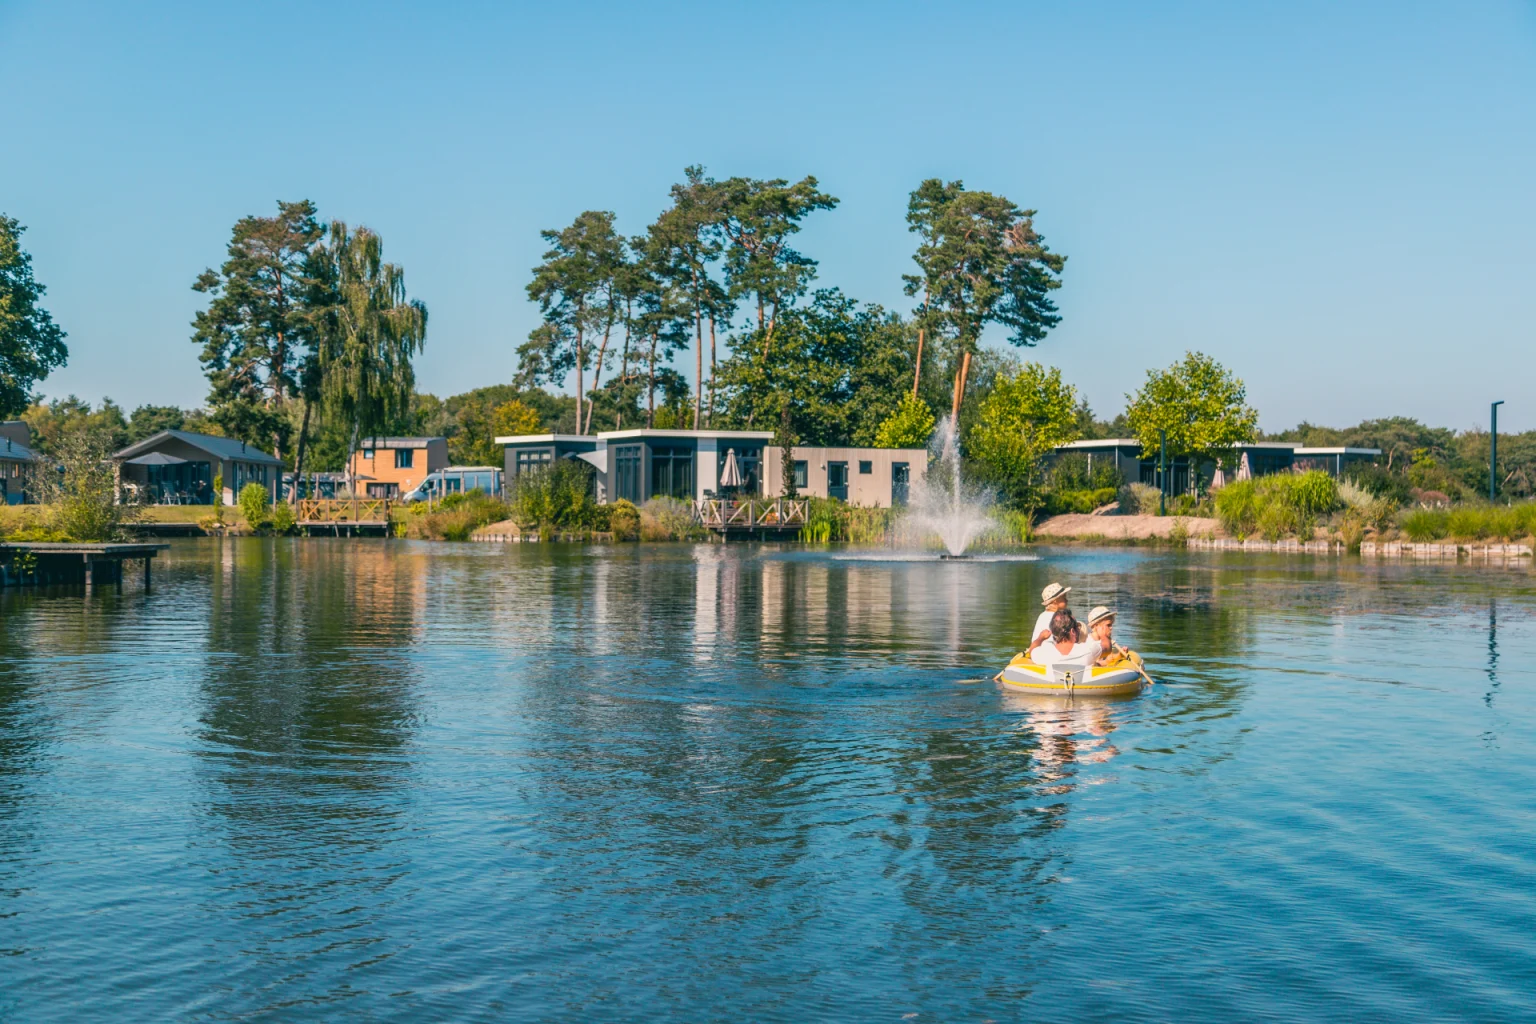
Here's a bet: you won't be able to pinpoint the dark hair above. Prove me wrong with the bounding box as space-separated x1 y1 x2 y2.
1050 610 1077 642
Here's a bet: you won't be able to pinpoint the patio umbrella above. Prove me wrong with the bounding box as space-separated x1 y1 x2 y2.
1210 465 1227 490
1235 452 1252 481
719 449 743 489
125 451 188 466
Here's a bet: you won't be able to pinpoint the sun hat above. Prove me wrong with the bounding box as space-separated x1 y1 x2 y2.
1041 583 1071 605
1087 606 1115 626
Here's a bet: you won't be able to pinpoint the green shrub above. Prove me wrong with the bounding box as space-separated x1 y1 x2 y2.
1215 471 1337 539
1346 464 1413 505
1283 471 1339 518
1337 514 1365 552
43 431 143 542
270 501 297 534
640 497 702 541
1362 497 1397 531
406 489 507 541
1043 487 1119 516
609 499 640 541
1048 453 1124 493
238 483 270 531
508 463 600 529
1214 479 1258 536
1120 482 1163 516
1399 507 1446 541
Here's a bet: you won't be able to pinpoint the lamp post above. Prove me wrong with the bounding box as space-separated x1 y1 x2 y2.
1491 401 1504 501
1158 428 1167 517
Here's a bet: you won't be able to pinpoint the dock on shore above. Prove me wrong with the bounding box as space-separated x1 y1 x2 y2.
0 542 171 592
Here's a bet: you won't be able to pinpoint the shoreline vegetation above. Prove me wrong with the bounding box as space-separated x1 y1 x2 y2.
6 177 1535 557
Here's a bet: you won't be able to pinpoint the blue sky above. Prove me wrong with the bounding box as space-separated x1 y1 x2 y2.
3 0 1533 431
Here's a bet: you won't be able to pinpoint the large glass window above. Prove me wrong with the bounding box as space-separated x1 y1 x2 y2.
649 446 693 500
515 448 553 477
395 448 414 469
793 461 808 489
614 445 643 503
717 445 762 495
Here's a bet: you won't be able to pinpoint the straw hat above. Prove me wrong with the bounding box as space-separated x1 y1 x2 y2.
1086 606 1115 626
1041 583 1071 605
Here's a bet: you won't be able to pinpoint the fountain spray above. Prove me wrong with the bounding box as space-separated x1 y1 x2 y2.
904 415 993 557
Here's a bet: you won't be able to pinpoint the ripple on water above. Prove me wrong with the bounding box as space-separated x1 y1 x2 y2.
0 539 1533 1022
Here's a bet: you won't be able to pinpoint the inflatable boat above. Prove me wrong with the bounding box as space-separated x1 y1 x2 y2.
998 652 1147 697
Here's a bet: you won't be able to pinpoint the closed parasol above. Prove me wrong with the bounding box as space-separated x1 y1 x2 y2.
719 448 743 489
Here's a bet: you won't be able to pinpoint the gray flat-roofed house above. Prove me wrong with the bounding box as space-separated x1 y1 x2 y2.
1052 438 1383 493
113 430 283 505
594 429 776 505
500 428 924 508
499 429 781 505
0 421 39 505
498 433 601 487
763 445 927 507
1292 447 1383 477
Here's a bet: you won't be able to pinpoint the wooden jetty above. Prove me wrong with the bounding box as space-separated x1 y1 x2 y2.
693 498 809 537
296 498 395 535
0 542 170 592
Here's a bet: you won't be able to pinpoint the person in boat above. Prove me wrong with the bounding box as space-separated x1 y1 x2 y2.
1030 610 1102 666
1086 606 1125 666
1027 583 1082 657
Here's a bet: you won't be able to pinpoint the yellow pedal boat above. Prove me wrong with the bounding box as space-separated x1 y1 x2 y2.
998 652 1147 697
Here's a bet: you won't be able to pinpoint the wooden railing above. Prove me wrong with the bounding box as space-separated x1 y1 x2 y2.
297 498 393 523
693 498 809 530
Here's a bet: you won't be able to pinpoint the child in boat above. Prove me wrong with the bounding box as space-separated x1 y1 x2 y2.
1031 610 1102 665
1086 606 1124 666
1027 583 1081 656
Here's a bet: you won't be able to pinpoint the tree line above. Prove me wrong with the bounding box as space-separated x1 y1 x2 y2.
516 167 1068 442
5 187 1533 511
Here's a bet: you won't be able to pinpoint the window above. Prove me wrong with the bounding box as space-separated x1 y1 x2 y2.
615 445 643 503
362 448 374 460
793 460 808 489
367 482 400 499
858 460 872 475
649 446 694 500
717 446 762 494
395 448 414 469
515 448 553 477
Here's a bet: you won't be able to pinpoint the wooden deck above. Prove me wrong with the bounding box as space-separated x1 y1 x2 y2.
693 498 809 534
0 541 170 592
297 498 395 533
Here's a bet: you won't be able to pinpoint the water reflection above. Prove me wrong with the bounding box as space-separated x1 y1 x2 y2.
193 540 425 985
1 541 1533 1021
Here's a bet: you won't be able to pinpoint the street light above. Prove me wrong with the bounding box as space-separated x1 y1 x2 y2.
1491 401 1504 501
1158 428 1167 517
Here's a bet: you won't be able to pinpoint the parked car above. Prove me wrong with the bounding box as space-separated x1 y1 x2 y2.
402 466 503 503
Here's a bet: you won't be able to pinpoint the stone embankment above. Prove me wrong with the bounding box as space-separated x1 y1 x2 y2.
1359 542 1531 558
1187 538 1344 554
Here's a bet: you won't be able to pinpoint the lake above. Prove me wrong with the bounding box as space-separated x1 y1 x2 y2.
2 540 1534 1022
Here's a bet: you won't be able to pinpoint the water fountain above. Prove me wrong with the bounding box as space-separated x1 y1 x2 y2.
904 415 994 558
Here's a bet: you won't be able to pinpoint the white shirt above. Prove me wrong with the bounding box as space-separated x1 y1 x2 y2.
1031 639 1102 666
1031 610 1055 645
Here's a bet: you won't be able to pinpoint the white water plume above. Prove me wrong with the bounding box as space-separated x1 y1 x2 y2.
902 415 994 556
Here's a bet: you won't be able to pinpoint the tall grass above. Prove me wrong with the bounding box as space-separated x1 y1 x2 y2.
1399 502 1536 541
1214 471 1339 539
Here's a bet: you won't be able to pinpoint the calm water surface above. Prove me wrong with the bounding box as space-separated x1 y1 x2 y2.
2 540 1534 1022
